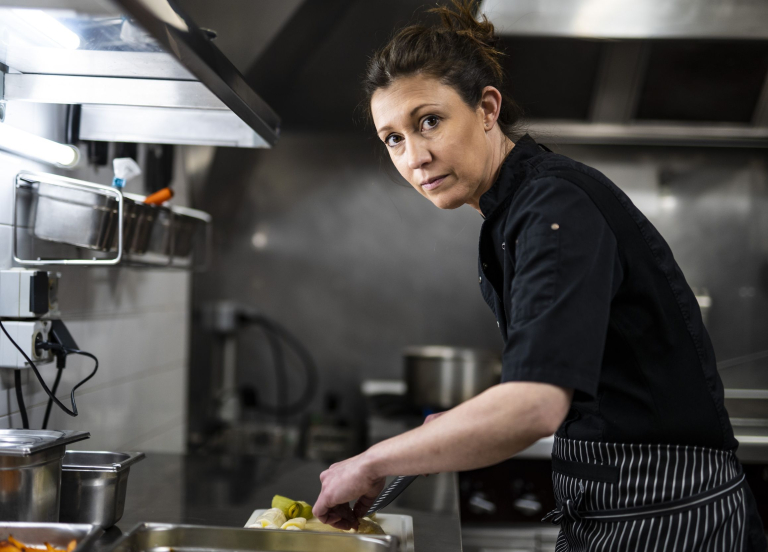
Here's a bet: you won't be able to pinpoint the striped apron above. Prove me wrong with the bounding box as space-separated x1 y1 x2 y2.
544 436 753 551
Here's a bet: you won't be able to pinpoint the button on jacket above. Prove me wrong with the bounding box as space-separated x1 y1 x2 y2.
477 135 736 450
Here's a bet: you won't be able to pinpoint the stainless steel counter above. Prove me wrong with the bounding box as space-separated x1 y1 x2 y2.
95 453 462 552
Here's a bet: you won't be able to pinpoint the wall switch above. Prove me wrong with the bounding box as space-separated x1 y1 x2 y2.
0 320 53 369
0 269 59 318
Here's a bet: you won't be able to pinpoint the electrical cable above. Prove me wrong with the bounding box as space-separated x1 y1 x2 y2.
41 367 64 430
263 328 287 418
239 314 319 416
14 369 29 429
0 320 98 418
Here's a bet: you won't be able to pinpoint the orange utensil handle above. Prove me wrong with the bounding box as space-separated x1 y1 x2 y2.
144 187 174 205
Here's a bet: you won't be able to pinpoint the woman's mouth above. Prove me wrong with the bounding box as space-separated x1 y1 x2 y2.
421 175 448 191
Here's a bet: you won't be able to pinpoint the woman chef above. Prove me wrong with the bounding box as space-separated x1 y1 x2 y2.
312 2 767 549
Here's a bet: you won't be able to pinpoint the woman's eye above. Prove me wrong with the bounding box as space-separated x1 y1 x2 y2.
385 134 402 147
422 116 439 131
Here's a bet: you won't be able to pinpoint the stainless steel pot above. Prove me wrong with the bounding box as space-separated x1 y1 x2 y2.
0 430 90 522
404 346 501 410
59 451 145 528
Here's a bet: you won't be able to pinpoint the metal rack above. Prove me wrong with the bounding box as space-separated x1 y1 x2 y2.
12 171 210 270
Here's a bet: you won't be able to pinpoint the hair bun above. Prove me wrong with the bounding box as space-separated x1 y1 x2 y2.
430 0 499 50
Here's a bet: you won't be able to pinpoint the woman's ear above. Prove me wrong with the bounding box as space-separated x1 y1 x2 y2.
479 86 503 131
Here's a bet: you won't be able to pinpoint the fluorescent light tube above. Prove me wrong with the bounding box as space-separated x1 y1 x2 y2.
11 9 80 50
0 123 80 167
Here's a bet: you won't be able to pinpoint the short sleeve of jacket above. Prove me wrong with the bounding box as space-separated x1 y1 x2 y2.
501 176 621 398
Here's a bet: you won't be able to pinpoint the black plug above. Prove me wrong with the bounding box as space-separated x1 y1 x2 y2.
36 320 78 369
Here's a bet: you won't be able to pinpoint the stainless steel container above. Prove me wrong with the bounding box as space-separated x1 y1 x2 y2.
404 346 502 409
59 451 145 528
34 181 119 251
0 430 90 522
0 522 102 552
170 209 206 258
110 523 399 552
145 206 173 256
114 196 158 255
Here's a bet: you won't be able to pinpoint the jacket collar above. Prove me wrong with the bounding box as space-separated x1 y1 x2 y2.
478 134 546 219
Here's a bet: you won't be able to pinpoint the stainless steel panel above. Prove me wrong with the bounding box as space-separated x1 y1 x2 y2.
753 73 768 126
589 42 648 123
111 523 398 552
80 105 268 148
480 0 768 39
526 122 768 147
60 452 145 528
0 0 280 146
5 74 227 110
4 48 194 80
0 522 102 552
461 526 559 552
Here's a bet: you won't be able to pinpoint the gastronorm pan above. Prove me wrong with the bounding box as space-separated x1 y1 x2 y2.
246 511 413 552
0 522 102 552
115 195 158 255
33 180 119 251
59 451 145 529
0 430 90 522
111 523 399 552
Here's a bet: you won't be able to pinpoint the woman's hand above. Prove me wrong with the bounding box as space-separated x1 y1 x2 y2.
314 453 386 530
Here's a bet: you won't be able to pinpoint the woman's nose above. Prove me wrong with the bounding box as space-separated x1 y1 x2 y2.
405 139 431 170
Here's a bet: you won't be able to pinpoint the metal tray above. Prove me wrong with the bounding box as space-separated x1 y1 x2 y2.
0 522 102 552
246 511 413 552
111 523 399 552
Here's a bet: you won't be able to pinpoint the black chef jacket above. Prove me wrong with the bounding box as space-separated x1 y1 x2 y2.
477 135 737 450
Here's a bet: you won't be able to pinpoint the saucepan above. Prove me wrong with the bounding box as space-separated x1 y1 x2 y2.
403 346 501 410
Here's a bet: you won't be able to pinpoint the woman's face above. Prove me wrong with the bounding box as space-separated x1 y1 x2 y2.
370 74 504 210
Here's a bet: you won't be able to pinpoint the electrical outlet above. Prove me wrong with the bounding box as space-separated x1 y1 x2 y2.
0 320 53 369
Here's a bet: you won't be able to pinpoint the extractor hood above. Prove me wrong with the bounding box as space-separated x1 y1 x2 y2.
479 0 768 147
0 0 281 148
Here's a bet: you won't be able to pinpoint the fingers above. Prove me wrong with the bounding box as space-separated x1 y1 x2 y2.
325 504 358 531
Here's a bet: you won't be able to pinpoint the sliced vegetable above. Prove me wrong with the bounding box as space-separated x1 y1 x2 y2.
280 517 306 531
271 495 314 519
248 508 286 529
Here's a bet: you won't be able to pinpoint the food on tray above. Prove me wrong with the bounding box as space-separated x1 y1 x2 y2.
354 518 386 535
0 536 76 552
271 495 314 519
247 508 287 529
280 517 306 531
246 495 386 535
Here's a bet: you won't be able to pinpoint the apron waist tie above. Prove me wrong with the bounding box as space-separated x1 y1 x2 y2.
543 471 746 525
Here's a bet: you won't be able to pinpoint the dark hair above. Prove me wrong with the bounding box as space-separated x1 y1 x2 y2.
363 0 523 138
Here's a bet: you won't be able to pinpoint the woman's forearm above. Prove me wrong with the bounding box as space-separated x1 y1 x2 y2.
362 381 572 478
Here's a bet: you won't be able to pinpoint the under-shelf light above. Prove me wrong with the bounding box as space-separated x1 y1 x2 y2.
10 9 80 50
0 122 80 167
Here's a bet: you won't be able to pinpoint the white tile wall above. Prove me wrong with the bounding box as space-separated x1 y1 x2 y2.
0 103 191 453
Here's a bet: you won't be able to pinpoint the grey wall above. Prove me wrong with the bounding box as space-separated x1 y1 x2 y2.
0 100 190 452
192 131 768 428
